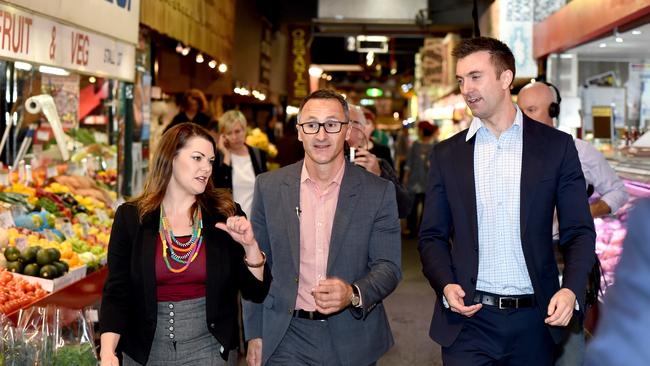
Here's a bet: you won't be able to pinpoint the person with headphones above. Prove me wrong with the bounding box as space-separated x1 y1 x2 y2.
518 80 629 366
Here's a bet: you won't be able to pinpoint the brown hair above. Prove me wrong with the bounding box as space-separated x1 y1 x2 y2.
131 122 235 222
452 37 516 82
297 89 349 123
181 89 208 112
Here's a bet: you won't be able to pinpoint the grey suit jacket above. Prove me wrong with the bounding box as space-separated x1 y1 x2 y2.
243 160 402 366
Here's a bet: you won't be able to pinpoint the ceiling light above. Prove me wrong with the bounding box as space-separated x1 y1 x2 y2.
259 94 266 101
175 42 183 53
346 36 356 52
326 75 332 81
366 52 374 66
390 67 397 75
632 30 642 35
286 105 299 115
38 65 69 76
321 73 327 79
181 46 190 56
308 65 323 77
196 53 204 63
393 112 400 119
218 63 228 73
615 37 623 43
14 61 32 71
208 60 217 68
89 76 96 83
599 43 607 48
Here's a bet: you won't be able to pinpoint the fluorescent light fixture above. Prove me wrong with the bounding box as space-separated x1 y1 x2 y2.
615 37 623 43
599 43 607 48
218 63 228 73
308 65 323 77
89 76 96 83
356 35 389 53
632 30 642 35
559 54 574 58
38 65 69 76
14 61 32 71
208 60 217 68
196 53 204 63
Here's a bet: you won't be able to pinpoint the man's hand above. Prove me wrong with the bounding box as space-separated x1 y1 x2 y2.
443 284 482 317
545 288 576 326
246 338 263 366
312 277 354 314
353 148 381 176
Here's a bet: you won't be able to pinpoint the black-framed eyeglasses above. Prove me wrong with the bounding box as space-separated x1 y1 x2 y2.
297 120 349 134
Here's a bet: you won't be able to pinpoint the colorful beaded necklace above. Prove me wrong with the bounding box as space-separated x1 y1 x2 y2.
159 205 203 273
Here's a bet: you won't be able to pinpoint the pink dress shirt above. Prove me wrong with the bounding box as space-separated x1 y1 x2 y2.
295 161 345 311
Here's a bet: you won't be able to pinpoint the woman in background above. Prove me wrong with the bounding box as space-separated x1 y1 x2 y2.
212 110 267 218
164 89 211 133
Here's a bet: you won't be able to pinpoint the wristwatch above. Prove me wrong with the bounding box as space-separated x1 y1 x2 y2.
350 285 361 307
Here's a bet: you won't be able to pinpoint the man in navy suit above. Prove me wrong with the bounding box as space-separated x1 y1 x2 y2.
418 37 596 365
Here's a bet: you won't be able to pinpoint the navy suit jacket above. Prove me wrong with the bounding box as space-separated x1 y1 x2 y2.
585 199 650 365
418 115 596 347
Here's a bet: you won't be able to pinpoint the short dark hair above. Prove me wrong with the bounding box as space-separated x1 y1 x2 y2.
297 89 349 122
452 37 516 81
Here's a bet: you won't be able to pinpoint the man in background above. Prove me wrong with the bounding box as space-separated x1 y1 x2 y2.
518 81 629 366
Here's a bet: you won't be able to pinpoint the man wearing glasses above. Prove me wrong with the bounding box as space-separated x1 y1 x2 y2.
243 89 402 366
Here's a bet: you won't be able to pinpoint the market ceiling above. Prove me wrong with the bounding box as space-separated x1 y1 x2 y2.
257 0 493 92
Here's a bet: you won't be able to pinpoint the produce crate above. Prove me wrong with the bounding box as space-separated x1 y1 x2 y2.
12 265 87 292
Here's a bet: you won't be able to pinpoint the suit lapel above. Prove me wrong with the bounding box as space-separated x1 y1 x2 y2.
281 164 302 274
457 134 479 249
327 163 361 274
520 117 547 237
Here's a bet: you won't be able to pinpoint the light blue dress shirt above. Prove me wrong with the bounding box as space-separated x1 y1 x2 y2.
467 106 534 295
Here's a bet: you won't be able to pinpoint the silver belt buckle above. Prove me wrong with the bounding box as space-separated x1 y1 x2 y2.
499 297 518 309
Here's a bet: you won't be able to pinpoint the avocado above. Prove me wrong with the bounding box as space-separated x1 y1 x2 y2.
46 248 61 262
36 248 53 266
39 264 59 279
5 260 23 273
3 247 20 262
23 263 40 277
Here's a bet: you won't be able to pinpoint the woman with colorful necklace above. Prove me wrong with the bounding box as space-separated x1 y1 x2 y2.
99 123 270 366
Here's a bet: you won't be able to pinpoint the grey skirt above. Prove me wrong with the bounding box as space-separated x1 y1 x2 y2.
123 297 236 366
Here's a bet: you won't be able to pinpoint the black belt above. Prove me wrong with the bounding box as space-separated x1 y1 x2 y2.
293 309 330 320
473 291 535 309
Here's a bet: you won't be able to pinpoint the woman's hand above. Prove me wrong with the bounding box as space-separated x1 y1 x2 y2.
217 134 231 165
100 352 119 366
215 216 257 248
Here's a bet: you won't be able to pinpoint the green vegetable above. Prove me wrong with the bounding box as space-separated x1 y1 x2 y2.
53 343 97 366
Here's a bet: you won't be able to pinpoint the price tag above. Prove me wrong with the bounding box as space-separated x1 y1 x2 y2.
95 209 109 223
0 211 15 228
15 237 27 250
61 221 75 239
85 309 99 323
47 165 57 178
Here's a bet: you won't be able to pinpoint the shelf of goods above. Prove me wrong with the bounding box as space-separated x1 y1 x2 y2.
0 175 114 323
596 157 650 297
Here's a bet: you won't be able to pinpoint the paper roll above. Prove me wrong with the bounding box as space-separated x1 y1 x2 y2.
24 94 69 161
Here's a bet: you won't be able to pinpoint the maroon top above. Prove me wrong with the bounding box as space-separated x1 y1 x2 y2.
155 235 207 301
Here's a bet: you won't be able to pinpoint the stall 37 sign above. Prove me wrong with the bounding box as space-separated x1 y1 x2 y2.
0 3 135 81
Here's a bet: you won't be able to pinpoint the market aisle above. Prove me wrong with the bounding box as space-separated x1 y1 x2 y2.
378 236 442 366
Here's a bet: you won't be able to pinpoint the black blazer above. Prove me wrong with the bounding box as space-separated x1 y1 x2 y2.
212 145 267 189
418 115 595 347
99 203 271 363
